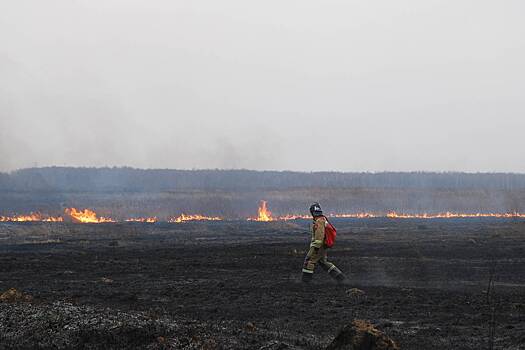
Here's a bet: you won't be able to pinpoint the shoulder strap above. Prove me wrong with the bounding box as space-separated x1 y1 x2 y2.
322 215 332 227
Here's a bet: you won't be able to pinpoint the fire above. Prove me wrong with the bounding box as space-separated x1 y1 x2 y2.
42 216 64 222
279 214 311 221
248 200 273 222
169 214 223 223
275 212 376 221
64 208 116 223
0 213 63 222
248 201 378 221
246 200 525 221
386 211 525 219
2 202 525 224
125 217 157 223
330 213 377 218
277 211 525 220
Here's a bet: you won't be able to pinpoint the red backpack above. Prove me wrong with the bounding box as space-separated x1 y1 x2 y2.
323 216 337 248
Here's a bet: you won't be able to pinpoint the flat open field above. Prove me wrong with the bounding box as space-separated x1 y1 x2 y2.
1 219 524 349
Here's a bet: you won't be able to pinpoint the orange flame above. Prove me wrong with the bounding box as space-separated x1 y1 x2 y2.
43 217 64 222
247 201 378 221
330 213 377 219
2 205 525 224
125 217 157 223
248 200 273 221
276 212 376 220
279 214 311 221
169 214 223 223
276 211 525 220
64 208 116 223
244 200 525 221
386 211 525 219
0 213 63 222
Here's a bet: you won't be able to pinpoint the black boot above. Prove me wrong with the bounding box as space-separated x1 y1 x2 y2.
302 272 313 283
335 273 346 284
328 266 346 284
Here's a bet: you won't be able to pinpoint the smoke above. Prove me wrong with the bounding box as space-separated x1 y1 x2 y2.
1 1 525 172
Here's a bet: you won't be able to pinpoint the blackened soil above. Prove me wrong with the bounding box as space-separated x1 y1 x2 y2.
1 219 525 349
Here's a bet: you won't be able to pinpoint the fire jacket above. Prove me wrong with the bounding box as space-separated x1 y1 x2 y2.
310 216 327 248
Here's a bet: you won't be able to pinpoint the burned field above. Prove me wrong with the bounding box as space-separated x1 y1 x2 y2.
0 219 524 349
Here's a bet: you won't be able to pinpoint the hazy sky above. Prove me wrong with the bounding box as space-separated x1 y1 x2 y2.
1 1 524 172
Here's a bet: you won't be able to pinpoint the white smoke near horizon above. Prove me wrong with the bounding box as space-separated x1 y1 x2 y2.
1 0 524 172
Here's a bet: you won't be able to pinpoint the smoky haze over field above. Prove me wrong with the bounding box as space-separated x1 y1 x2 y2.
1 167 525 217
1 1 525 173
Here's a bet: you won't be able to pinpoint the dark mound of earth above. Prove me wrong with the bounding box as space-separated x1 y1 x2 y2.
326 320 398 350
0 288 33 303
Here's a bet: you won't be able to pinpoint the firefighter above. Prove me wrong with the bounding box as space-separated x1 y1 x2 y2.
302 202 346 283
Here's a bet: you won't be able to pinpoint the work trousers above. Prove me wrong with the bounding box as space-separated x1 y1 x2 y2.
302 246 345 282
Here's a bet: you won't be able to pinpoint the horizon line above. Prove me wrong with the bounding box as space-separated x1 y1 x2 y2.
3 166 525 176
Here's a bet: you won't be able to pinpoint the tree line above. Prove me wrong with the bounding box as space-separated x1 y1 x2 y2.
1 167 525 192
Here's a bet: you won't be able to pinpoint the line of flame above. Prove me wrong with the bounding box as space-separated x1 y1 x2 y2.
168 214 223 223
125 217 158 223
2 209 525 223
385 211 525 219
0 213 64 222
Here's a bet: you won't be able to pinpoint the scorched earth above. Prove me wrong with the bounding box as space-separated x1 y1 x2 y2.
0 218 524 349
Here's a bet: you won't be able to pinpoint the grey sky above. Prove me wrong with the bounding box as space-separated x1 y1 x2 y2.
1 0 524 172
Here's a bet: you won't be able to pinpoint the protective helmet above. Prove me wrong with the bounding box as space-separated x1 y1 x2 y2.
309 202 323 217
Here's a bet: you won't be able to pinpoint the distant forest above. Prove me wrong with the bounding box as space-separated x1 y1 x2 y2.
1 167 525 192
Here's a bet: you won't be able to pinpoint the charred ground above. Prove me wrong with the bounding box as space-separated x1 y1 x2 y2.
0 219 524 349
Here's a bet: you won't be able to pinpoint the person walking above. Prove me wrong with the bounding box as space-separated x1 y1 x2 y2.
302 202 346 284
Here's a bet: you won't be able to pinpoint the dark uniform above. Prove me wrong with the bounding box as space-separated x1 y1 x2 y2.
302 203 346 283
